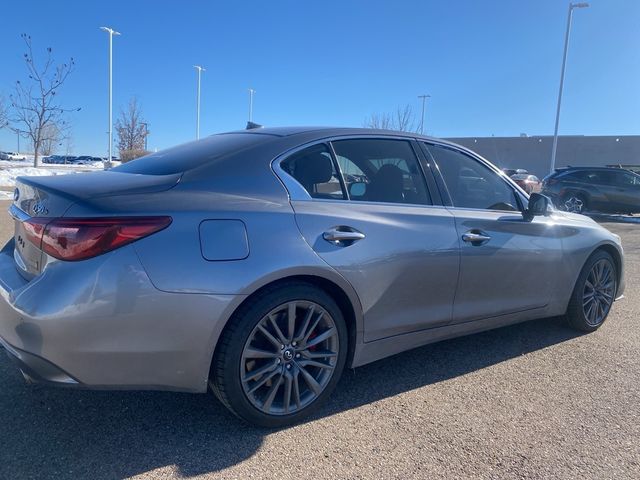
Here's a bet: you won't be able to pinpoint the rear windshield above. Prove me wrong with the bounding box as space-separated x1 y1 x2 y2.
113 133 268 175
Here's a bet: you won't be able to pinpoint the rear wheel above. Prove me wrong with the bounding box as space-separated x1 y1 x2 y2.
566 251 617 332
210 282 348 427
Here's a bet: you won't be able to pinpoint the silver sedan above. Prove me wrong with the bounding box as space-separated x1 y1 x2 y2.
0 127 624 427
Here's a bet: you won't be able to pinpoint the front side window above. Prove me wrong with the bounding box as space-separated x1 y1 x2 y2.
280 144 345 200
612 171 640 186
331 139 431 205
425 144 519 211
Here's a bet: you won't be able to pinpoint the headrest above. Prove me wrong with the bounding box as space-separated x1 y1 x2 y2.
375 164 403 183
295 153 334 187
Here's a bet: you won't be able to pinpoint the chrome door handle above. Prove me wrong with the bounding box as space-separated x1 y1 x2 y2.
462 231 491 245
323 227 365 244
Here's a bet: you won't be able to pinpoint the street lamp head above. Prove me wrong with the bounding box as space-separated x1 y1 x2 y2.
100 27 121 35
193 65 206 72
571 2 589 8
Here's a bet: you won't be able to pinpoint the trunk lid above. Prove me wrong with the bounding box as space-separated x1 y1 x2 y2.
11 170 181 278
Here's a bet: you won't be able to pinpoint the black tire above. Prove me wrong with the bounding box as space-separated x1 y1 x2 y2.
561 192 588 214
566 250 617 332
210 282 348 427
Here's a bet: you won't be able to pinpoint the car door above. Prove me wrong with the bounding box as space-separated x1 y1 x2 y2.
422 142 564 324
276 138 460 342
603 171 640 212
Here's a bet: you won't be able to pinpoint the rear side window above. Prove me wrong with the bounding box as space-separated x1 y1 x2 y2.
114 133 267 175
426 143 519 211
331 139 431 205
280 144 345 200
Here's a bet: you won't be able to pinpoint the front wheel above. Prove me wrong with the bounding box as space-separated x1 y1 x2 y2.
210 283 348 427
566 251 617 332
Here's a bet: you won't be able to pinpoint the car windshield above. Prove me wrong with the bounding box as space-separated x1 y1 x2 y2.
113 133 268 175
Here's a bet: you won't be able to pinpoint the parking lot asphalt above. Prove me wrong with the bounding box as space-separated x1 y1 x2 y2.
0 198 638 479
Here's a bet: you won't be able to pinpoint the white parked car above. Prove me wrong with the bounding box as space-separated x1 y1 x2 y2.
0 152 27 161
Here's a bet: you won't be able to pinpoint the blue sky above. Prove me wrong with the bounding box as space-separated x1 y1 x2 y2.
0 0 638 156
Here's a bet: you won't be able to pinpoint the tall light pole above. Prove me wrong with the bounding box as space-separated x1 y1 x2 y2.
194 65 205 139
550 2 589 173
248 88 256 122
418 94 431 135
100 26 121 164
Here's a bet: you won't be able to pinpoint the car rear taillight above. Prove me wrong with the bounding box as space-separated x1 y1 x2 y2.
24 216 172 261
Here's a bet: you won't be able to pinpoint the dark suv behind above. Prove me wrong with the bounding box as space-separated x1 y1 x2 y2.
542 167 640 214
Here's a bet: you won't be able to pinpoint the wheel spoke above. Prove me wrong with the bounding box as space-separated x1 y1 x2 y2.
585 301 595 323
268 314 288 346
584 279 595 293
258 324 282 349
287 302 297 343
304 349 338 359
247 368 280 394
243 360 278 383
298 359 332 370
243 347 279 359
298 365 322 395
282 372 293 413
306 327 337 348
262 373 283 411
583 296 594 309
303 313 324 344
292 369 302 409
600 290 613 302
294 305 315 342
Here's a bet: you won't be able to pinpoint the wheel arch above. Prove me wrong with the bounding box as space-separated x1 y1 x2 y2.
593 243 623 295
562 241 624 316
208 271 363 384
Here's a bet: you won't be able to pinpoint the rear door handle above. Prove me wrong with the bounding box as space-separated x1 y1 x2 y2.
323 227 365 245
462 231 491 245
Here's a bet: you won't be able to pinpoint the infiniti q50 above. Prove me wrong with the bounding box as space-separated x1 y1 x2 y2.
0 127 624 427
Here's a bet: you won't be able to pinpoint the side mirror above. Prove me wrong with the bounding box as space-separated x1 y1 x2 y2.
524 193 551 221
349 182 367 198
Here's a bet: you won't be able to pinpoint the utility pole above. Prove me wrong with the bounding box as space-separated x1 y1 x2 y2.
194 65 205 139
418 94 431 135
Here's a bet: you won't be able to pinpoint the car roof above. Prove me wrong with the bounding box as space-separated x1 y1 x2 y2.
556 166 631 172
221 126 446 143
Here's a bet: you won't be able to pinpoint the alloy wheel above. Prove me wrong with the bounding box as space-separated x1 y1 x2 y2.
582 259 615 326
240 300 340 416
564 196 584 213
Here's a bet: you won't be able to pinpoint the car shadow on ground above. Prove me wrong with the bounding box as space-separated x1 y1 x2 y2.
0 316 579 479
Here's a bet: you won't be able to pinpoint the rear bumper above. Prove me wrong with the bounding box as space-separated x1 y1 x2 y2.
0 240 244 393
1 336 79 386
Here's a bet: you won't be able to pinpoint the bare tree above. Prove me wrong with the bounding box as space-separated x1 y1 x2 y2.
40 122 68 156
115 97 149 162
364 112 392 130
9 34 78 166
364 104 417 133
0 94 8 130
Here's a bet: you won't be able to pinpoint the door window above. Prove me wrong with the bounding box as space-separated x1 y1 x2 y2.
614 171 640 186
425 144 519 211
331 139 431 205
280 144 345 200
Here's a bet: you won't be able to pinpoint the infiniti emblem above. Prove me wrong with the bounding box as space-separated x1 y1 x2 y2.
32 202 48 215
283 349 294 361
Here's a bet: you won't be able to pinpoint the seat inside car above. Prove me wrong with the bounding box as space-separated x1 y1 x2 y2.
294 152 335 198
366 164 405 203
